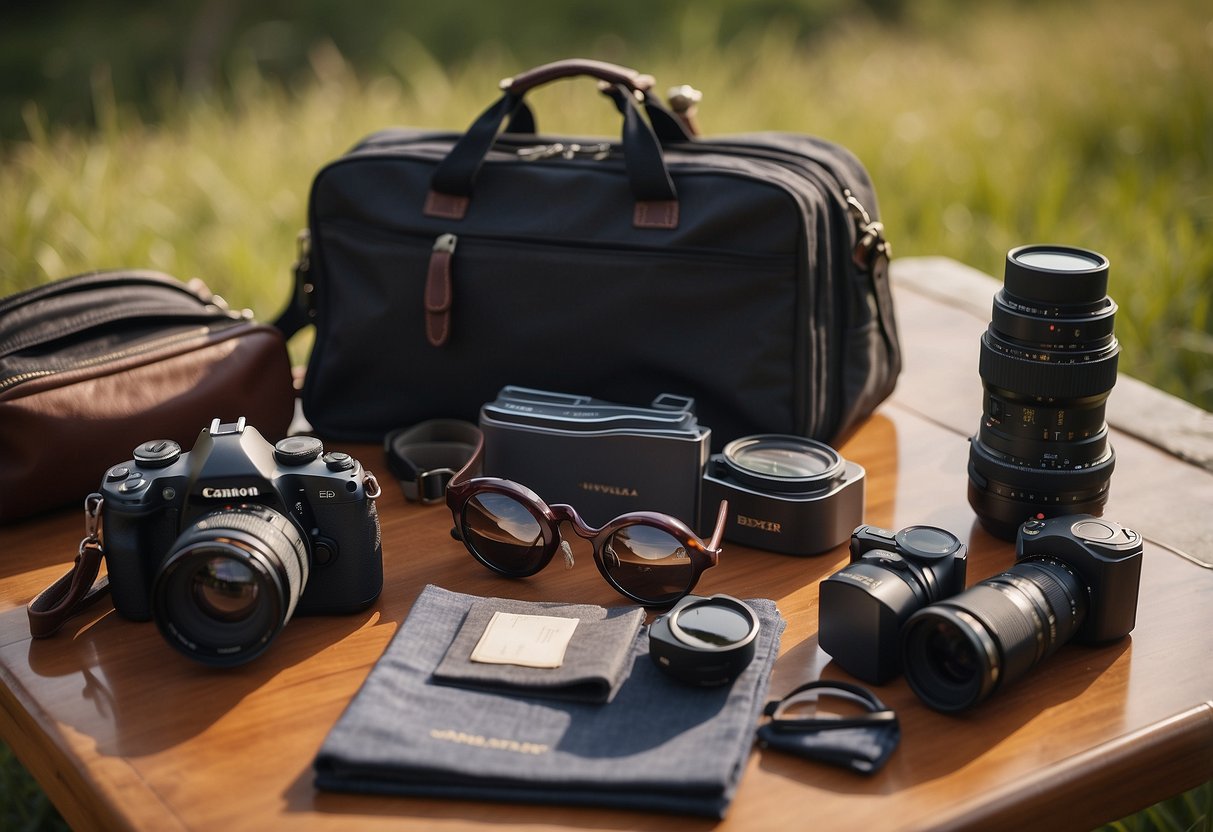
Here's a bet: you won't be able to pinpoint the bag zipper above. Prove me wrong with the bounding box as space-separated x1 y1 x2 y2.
0 325 218 395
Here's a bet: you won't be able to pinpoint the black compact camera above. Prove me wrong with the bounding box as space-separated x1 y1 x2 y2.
700 435 864 555
818 524 968 684
902 514 1142 712
99 418 383 666
968 245 1120 539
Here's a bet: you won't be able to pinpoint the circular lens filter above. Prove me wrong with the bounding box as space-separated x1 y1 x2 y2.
721 435 845 494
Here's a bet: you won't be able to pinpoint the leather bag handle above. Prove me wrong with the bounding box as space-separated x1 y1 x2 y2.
426 61 679 229
499 58 655 96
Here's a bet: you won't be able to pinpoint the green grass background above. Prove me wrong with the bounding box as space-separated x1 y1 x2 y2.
0 0 1210 828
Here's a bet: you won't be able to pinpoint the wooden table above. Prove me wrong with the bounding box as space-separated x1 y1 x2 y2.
1 257 1210 831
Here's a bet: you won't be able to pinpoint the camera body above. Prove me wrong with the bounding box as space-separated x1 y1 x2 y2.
818 524 968 684
1016 514 1141 643
101 418 383 625
901 514 1142 712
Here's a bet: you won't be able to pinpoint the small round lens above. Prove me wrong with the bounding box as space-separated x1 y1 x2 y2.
719 434 847 495
1013 249 1103 271
674 604 753 648
923 618 979 685
462 492 548 576
731 442 836 478
601 524 694 605
191 557 260 622
897 526 961 558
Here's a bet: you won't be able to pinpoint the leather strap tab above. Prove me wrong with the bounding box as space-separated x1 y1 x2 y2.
424 190 469 220
28 541 110 638
425 234 457 347
634 199 680 230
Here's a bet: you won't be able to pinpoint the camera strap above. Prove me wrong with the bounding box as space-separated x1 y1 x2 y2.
756 680 900 774
27 493 112 638
384 420 483 504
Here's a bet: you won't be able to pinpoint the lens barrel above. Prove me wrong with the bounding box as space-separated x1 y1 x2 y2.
968 245 1119 539
152 504 310 666
902 557 1086 711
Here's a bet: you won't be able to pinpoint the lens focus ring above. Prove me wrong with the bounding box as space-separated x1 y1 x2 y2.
979 334 1120 400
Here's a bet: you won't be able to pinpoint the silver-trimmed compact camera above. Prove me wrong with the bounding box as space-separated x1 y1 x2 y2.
700 435 865 555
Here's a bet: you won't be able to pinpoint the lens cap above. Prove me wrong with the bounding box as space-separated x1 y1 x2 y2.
1004 244 1110 306
895 526 963 560
650 594 760 686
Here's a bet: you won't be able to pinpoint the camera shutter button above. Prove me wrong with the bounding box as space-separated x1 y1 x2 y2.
274 436 324 466
133 440 181 468
323 452 355 472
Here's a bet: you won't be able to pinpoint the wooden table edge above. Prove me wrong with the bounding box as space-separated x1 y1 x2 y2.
931 701 1213 831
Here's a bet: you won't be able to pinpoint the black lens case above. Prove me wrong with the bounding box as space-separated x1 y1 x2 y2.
649 594 760 687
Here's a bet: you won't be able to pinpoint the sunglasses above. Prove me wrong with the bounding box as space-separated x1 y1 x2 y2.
445 434 726 607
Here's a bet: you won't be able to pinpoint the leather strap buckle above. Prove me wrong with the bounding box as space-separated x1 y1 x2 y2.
384 420 483 504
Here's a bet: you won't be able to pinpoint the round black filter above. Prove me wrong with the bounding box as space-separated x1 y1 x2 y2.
649 594 760 686
719 435 845 495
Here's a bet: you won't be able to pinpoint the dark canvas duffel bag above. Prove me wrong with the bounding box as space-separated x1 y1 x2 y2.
278 59 901 446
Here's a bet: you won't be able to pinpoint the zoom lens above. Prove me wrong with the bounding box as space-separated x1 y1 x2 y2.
152 504 310 666
968 245 1120 540
901 558 1087 711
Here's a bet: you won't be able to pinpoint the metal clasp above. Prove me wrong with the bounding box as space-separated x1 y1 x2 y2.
80 493 104 556
844 189 891 268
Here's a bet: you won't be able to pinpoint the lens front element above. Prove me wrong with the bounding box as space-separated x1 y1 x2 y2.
153 504 309 666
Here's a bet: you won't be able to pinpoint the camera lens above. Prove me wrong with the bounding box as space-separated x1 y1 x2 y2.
902 558 1087 711
650 595 760 686
152 504 310 666
968 244 1120 540
721 435 845 493
671 599 756 648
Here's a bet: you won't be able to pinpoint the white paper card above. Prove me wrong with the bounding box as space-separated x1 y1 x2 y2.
469 611 579 669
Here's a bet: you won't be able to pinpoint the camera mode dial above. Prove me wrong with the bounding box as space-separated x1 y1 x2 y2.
133 439 181 468
274 436 324 466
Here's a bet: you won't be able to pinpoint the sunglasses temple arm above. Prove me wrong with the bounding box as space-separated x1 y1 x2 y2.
447 427 485 490
706 500 729 551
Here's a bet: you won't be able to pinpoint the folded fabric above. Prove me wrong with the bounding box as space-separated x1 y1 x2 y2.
432 597 645 703
314 584 785 818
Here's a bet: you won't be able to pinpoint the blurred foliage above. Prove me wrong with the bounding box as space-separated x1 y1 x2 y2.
1 0 1209 409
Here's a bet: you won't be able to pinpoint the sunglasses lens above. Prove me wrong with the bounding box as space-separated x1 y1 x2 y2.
602 524 696 605
462 493 548 575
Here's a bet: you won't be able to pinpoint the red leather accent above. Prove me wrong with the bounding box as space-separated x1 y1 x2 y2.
424 190 469 220
634 199 680 230
426 247 454 347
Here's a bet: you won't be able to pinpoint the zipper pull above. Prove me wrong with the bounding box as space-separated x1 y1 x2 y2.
426 233 457 347
293 229 317 320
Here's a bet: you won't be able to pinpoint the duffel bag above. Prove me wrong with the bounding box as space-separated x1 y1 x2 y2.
277 58 901 446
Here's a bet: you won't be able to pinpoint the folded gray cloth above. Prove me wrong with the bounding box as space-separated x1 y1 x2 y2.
432 597 645 703
314 584 785 818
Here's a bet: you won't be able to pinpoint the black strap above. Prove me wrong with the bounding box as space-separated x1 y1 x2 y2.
757 680 901 775
384 420 483 504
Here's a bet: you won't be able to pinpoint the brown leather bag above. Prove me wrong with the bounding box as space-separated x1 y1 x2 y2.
0 269 296 522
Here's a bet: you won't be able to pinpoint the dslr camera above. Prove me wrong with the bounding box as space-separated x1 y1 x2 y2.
99 418 383 666
818 524 968 684
902 514 1142 712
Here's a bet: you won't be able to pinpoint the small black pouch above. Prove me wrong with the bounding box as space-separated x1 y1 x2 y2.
756 680 900 775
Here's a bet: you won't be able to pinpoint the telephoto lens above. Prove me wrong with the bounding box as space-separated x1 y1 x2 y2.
967 245 1120 540
901 514 1142 712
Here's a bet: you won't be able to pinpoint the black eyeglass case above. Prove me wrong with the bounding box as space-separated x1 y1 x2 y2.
479 385 710 528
